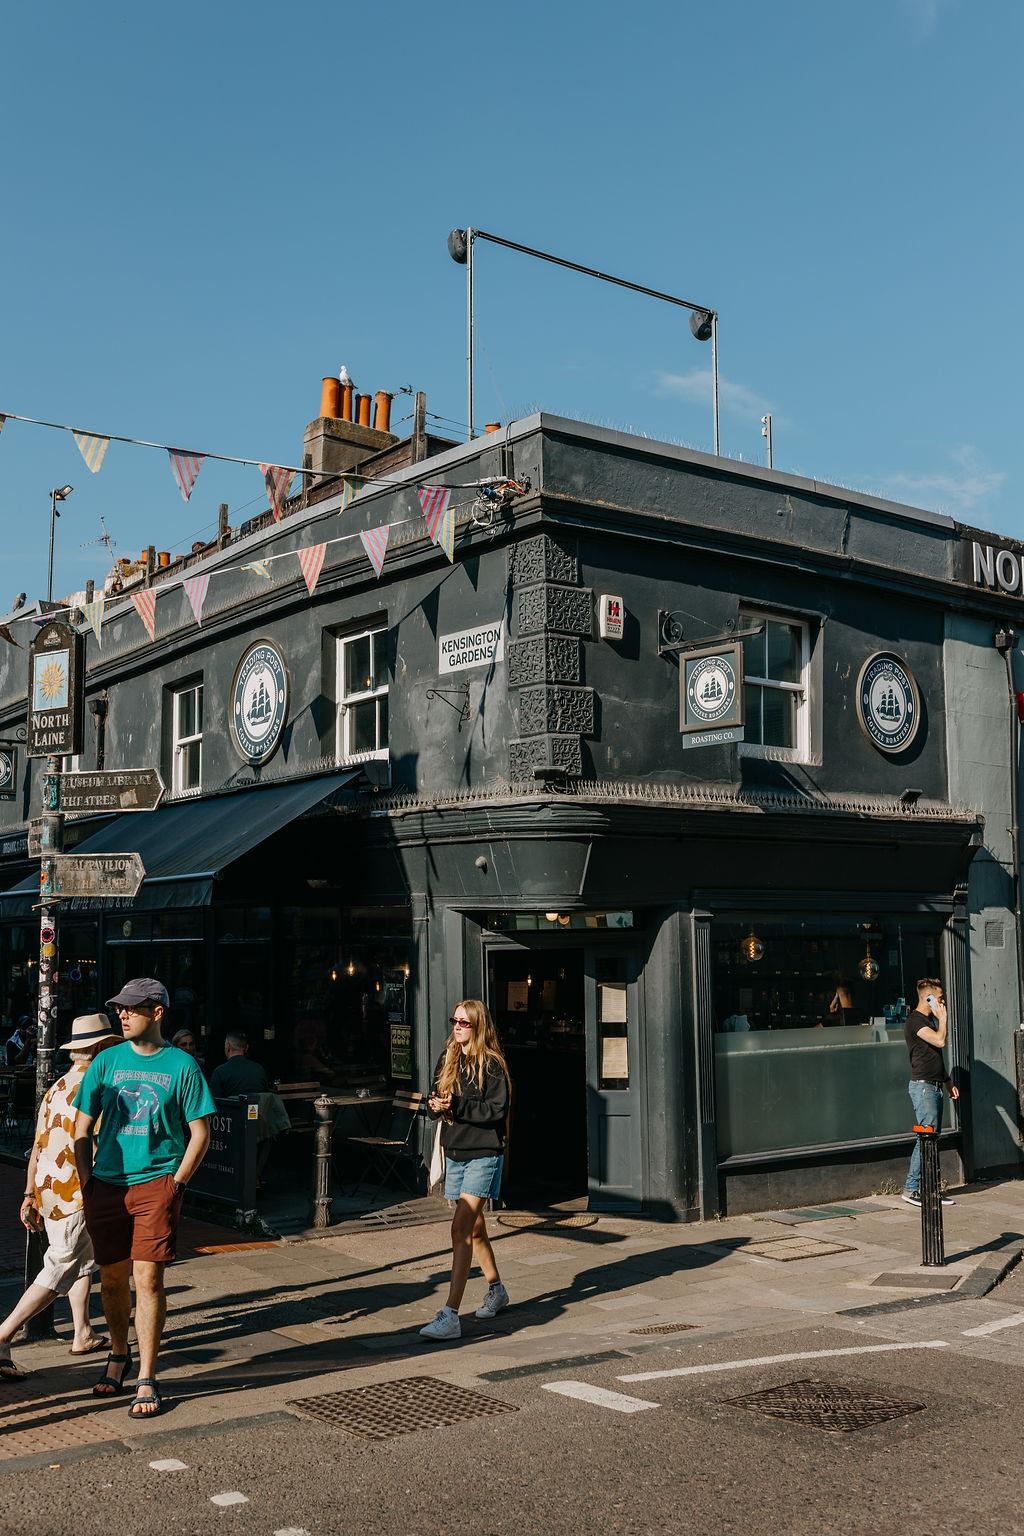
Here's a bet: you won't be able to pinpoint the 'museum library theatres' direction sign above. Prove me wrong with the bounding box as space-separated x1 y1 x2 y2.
60 768 166 815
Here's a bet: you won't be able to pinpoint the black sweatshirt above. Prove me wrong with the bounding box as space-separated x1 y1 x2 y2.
428 1051 509 1161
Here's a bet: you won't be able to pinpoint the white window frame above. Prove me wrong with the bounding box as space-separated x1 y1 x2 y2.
737 609 811 764
61 753 82 774
336 626 389 763
171 682 203 794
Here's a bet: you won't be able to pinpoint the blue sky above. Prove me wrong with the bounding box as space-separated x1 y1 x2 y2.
0 0 1020 602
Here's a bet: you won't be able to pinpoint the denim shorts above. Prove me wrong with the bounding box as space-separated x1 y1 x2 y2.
444 1154 503 1202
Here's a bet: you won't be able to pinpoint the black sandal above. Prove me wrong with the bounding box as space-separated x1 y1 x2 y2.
129 1378 163 1418
92 1350 133 1397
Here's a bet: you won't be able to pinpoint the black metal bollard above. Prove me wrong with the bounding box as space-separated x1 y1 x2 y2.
914 1122 945 1267
311 1094 334 1230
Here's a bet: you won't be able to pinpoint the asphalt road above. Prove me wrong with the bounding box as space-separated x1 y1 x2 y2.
4 1309 1024 1536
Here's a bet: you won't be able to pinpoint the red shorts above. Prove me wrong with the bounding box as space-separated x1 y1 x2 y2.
83 1174 184 1266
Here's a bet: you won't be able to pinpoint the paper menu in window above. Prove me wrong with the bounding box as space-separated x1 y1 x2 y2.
599 982 627 1025
601 1035 629 1080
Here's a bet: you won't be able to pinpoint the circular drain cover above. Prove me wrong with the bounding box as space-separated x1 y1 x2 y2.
497 1211 598 1230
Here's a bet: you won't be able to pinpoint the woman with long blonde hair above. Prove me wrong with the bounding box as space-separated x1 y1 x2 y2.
420 999 511 1341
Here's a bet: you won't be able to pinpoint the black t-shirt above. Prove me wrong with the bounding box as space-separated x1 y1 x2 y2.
904 1009 946 1084
208 1056 269 1097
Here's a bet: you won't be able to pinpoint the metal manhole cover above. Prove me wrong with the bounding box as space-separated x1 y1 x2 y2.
629 1322 696 1335
288 1376 518 1440
743 1235 856 1262
497 1212 598 1230
727 1377 925 1433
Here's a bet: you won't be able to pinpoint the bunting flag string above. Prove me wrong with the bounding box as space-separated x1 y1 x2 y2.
183 573 211 626
297 542 327 597
72 432 110 475
168 448 205 503
341 475 365 510
83 598 104 646
418 484 455 562
130 589 157 641
242 558 272 580
359 524 390 579
260 464 294 522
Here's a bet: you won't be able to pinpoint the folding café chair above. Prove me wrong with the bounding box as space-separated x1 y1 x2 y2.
345 1089 425 1196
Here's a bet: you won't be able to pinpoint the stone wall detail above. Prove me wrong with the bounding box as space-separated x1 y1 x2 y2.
507 635 582 688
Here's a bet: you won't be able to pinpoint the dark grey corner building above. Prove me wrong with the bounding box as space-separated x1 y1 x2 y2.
1 401 1022 1218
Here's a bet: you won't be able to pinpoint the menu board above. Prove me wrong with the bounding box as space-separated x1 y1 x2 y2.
384 970 412 1079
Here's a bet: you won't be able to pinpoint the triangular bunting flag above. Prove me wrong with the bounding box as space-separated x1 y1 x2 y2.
242 559 272 580
359 524 391 579
168 448 205 502
183 573 211 626
341 475 366 509
417 485 451 541
83 597 104 646
130 589 157 641
0 415 6 435
73 432 110 474
259 463 294 522
297 543 327 597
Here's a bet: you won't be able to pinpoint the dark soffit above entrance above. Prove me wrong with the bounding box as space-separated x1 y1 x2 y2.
0 770 362 916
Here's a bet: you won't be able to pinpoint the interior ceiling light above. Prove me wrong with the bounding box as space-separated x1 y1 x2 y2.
858 942 880 982
740 929 765 964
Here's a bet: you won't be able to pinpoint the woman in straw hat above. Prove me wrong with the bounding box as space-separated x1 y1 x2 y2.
0 1012 121 1380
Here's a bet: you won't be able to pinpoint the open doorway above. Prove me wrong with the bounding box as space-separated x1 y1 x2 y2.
488 948 588 1205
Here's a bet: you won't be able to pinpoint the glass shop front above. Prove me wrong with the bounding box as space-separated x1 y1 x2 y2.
713 912 949 1159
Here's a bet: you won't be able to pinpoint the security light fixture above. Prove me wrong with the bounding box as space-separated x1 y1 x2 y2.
448 227 720 453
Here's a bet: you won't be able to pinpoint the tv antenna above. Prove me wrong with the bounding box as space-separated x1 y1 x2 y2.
80 515 116 560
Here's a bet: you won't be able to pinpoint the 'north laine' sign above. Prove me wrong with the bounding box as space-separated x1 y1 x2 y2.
27 620 84 759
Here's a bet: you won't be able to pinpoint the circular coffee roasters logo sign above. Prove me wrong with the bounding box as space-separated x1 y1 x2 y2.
686 653 738 726
857 652 921 754
0 750 13 791
230 641 289 765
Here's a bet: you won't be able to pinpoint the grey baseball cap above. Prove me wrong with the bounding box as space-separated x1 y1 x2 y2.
106 977 170 1012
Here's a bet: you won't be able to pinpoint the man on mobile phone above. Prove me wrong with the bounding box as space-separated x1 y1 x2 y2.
901 977 959 1207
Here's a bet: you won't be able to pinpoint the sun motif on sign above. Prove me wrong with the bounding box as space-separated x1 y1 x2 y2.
37 662 66 701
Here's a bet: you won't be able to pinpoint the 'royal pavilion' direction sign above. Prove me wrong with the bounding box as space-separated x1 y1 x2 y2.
60 768 166 815
49 852 145 900
679 640 745 750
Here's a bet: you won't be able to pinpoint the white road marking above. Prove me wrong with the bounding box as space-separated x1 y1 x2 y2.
274 1529 313 1536
542 1381 658 1414
962 1312 1024 1338
210 1492 249 1507
149 1458 188 1472
619 1340 948 1382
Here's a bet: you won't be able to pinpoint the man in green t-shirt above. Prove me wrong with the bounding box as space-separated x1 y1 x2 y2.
74 977 216 1419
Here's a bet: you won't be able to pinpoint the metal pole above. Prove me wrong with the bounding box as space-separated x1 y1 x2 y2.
710 312 720 457
311 1094 334 1229
25 754 62 1337
915 1123 945 1267
466 228 475 442
47 491 57 605
761 413 773 469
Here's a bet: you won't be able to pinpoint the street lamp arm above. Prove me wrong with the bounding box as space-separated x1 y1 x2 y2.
469 228 715 318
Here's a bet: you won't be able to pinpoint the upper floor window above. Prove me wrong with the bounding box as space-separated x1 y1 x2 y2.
172 682 203 793
61 754 82 775
738 609 811 761
337 627 388 760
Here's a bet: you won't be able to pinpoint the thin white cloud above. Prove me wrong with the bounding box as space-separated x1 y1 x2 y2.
877 445 1005 516
654 368 778 423
901 0 956 36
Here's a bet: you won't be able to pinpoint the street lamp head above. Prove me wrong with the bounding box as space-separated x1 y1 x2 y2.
52 485 73 501
688 309 714 343
447 228 469 265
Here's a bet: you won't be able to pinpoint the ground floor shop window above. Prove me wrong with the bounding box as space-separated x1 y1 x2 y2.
712 913 948 1158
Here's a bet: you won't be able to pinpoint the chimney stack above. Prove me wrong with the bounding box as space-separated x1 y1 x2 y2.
303 368 398 478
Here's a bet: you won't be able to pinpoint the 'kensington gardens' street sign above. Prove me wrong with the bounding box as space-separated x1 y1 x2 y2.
60 768 166 815
27 619 84 759
49 852 145 900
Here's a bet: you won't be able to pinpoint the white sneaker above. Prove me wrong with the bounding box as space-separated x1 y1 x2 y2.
475 1283 509 1320
419 1306 461 1341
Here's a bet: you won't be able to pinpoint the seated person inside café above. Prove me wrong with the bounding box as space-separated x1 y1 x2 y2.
208 1032 269 1096
5 1018 34 1069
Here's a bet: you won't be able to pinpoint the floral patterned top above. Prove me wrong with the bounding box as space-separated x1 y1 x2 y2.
32 1064 86 1221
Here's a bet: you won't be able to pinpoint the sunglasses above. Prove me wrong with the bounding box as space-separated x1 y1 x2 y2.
450 1017 472 1028
116 1003 154 1016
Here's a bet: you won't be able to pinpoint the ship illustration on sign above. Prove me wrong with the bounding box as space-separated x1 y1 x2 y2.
700 675 724 703
876 684 902 721
247 670 273 726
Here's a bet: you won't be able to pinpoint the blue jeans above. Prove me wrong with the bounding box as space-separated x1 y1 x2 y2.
905 1080 943 1194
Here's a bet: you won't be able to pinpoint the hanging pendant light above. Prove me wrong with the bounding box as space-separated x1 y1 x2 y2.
740 929 765 964
858 941 879 982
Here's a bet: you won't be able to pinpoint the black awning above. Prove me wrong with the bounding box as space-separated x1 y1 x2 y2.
0 770 361 918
